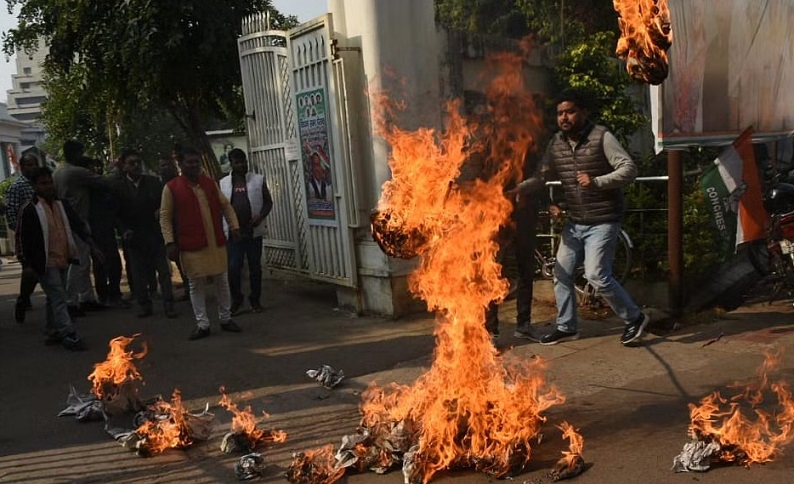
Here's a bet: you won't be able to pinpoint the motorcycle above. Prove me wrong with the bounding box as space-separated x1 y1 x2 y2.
759 182 794 296
697 181 794 312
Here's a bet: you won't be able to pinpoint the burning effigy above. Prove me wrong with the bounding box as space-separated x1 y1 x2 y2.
87 334 148 415
288 42 585 483
614 0 673 85
218 386 288 454
673 349 794 472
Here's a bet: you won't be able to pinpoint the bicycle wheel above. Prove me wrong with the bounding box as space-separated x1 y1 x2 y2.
574 229 633 305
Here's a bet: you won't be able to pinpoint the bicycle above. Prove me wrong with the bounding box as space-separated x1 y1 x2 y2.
506 210 634 307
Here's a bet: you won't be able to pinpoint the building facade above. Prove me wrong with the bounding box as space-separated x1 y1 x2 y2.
5 38 48 152
0 102 27 181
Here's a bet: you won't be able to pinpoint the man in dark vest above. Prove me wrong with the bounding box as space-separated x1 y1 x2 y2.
515 89 648 346
160 147 241 340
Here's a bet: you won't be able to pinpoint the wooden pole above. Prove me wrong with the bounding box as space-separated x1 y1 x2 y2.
667 150 683 317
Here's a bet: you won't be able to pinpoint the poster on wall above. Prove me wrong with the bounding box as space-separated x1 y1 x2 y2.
653 0 794 150
297 88 336 220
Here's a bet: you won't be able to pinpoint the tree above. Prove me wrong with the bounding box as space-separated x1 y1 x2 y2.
3 0 297 176
551 30 647 144
436 0 617 44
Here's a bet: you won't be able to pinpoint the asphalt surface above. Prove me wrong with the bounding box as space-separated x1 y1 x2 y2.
1 258 794 484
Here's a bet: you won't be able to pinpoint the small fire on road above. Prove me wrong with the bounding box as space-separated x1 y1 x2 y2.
674 349 794 472
218 386 287 453
135 389 196 455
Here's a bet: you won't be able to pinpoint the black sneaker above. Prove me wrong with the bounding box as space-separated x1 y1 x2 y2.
230 300 244 316
14 300 26 324
221 320 242 333
62 333 87 351
189 327 211 340
621 312 650 345
540 329 580 345
513 328 541 342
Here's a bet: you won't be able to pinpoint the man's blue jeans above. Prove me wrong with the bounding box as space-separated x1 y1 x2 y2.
553 221 640 333
39 266 76 337
227 236 263 305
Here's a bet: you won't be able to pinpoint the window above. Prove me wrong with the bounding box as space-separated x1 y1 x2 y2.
17 96 46 107
20 82 30 90
23 67 31 74
11 112 39 121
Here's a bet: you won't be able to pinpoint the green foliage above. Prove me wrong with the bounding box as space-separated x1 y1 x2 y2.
0 176 14 200
551 31 647 145
622 152 668 276
435 0 530 38
40 65 110 158
681 147 725 282
435 0 617 43
3 0 296 171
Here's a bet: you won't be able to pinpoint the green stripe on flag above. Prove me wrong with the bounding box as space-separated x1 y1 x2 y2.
700 164 737 259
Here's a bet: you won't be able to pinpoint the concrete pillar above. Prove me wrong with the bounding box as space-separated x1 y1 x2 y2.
329 0 443 316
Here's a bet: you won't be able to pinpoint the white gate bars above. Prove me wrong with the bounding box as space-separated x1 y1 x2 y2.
238 12 357 287
239 14 308 275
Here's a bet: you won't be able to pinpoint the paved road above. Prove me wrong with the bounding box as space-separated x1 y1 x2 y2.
1 259 793 483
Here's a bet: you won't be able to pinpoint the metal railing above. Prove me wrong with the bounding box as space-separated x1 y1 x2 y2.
538 177 671 278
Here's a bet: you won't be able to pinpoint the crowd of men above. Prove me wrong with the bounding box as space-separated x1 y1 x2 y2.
4 141 273 351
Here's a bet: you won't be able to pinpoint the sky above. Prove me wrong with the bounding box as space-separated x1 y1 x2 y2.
0 0 328 103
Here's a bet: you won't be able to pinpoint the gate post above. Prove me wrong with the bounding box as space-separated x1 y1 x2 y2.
330 0 444 316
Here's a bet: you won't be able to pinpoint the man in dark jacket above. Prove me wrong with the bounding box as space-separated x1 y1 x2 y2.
16 167 95 351
5 152 40 322
515 89 648 346
52 140 109 314
112 150 177 318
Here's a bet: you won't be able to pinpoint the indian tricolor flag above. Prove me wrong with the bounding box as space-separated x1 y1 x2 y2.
701 127 768 257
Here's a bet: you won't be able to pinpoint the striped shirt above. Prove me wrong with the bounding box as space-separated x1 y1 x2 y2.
4 175 35 229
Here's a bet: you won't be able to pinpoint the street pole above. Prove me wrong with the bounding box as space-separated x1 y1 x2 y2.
667 150 683 317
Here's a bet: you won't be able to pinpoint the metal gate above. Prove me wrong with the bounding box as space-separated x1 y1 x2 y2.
238 13 357 287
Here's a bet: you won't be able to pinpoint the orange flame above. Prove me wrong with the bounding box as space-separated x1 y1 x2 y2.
361 41 566 482
286 444 345 484
218 387 287 448
558 421 584 464
136 389 194 454
87 335 148 399
614 0 673 84
688 349 794 465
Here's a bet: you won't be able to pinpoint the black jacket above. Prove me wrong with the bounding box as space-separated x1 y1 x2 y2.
111 174 166 248
16 197 91 277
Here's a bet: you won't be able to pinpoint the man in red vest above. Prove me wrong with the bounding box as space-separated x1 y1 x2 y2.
160 147 241 340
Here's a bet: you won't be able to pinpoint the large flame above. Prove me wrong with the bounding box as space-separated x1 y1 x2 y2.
614 0 673 84
87 335 147 399
360 42 566 482
688 349 794 465
135 389 194 454
219 387 287 449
